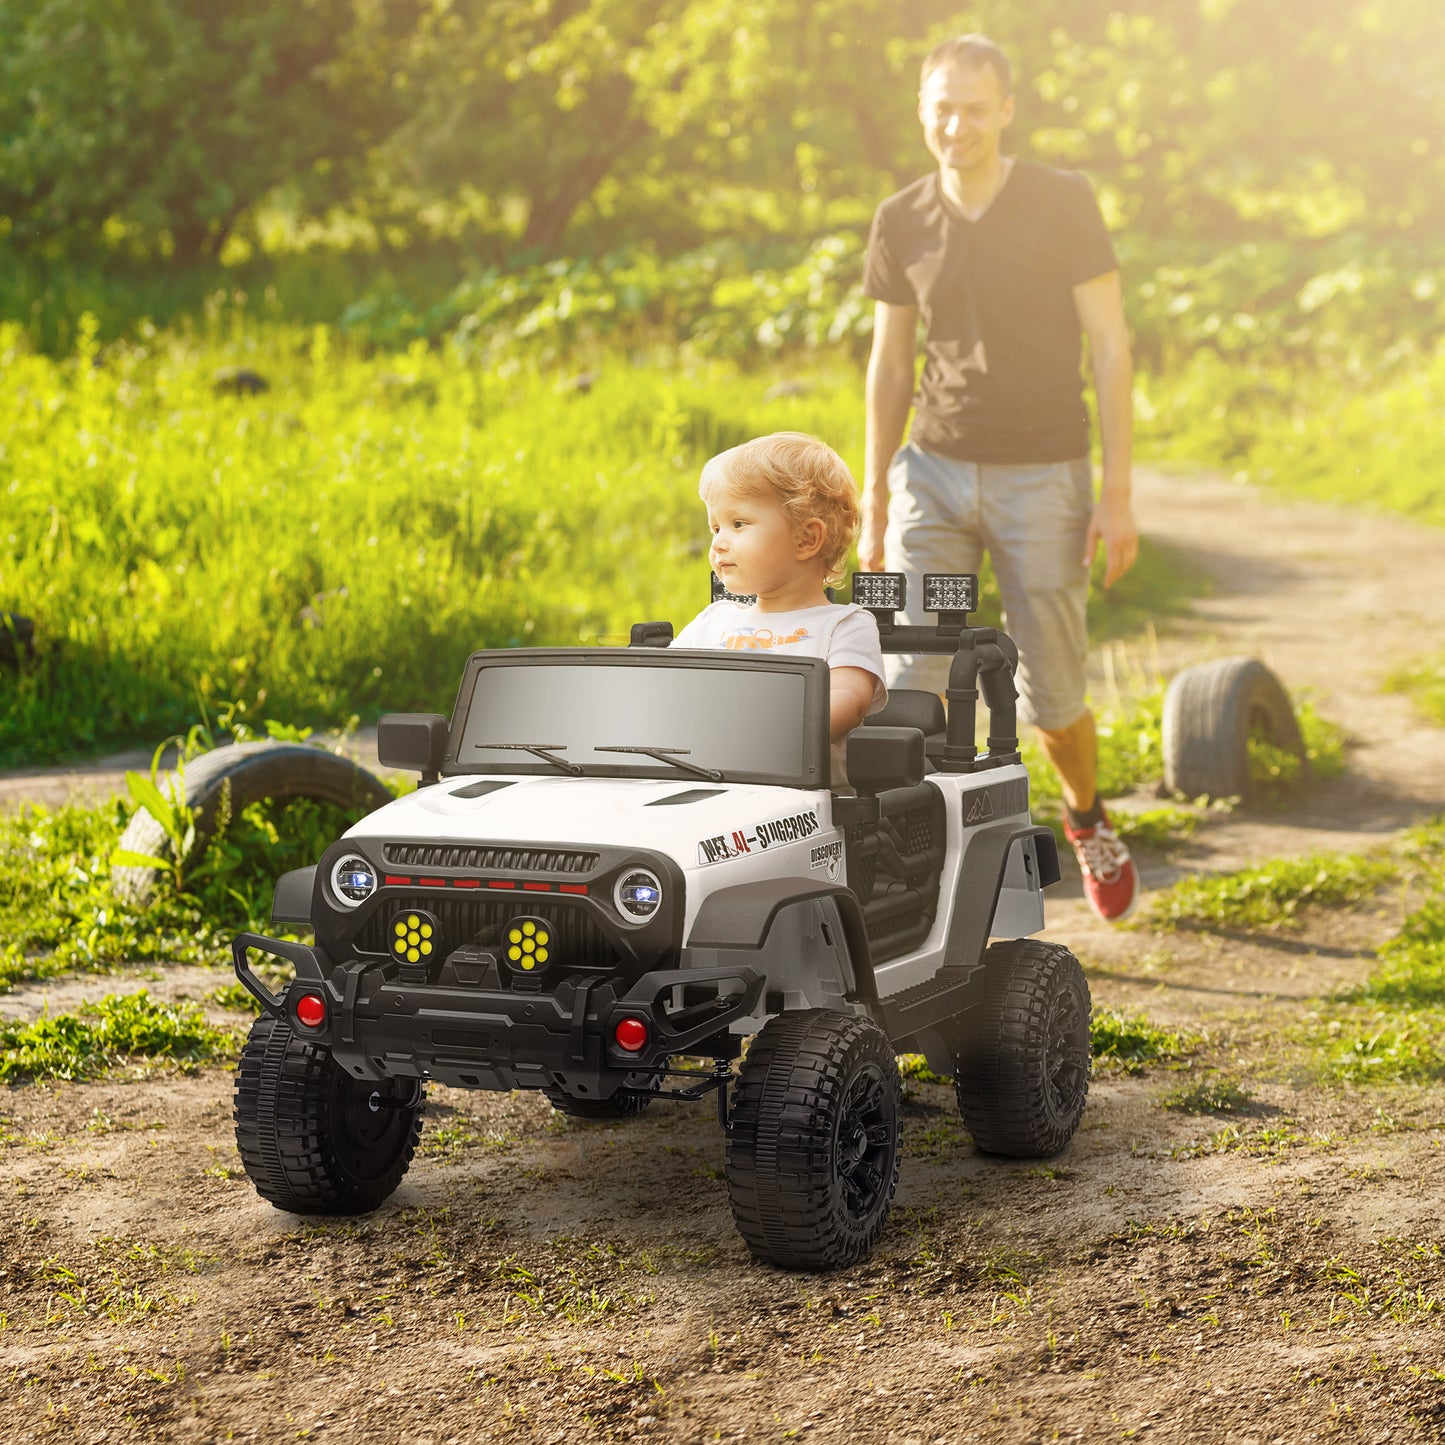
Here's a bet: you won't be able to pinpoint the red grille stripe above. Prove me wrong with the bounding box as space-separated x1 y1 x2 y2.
523 882 551 891
453 879 482 889
559 884 589 895
418 877 446 887
384 875 412 886
487 881 517 890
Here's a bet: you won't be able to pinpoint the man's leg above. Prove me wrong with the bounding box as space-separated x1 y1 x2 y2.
1035 708 1096 815
882 444 983 695
980 458 1139 922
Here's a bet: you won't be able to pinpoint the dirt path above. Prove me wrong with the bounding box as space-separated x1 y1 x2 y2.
2 468 1444 1444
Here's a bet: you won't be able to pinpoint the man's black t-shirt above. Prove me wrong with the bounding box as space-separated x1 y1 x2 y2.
863 162 1117 464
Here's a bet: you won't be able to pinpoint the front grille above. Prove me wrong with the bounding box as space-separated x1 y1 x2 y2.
383 843 598 874
357 893 619 969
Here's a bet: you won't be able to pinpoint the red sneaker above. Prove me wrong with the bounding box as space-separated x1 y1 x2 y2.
1063 808 1140 923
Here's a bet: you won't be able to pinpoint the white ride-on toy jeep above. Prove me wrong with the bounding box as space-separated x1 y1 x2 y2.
232 573 1090 1271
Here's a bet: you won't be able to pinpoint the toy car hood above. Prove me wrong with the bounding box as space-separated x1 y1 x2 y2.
343 774 831 867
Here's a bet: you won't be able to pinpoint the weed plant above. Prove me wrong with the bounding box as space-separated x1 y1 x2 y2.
0 990 235 1083
1148 850 1397 932
1160 1074 1253 1113
1090 1008 1197 1074
0 785 370 990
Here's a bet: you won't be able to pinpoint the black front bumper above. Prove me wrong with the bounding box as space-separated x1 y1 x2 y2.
234 932 764 1096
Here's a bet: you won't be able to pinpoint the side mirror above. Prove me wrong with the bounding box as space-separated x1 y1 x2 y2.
378 713 449 784
846 726 925 796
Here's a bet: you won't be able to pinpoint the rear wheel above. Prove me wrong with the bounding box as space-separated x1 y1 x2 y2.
725 1010 901 1271
954 939 1090 1157
234 1014 425 1214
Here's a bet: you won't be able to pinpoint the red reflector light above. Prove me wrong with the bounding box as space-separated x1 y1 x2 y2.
614 1017 648 1053
295 993 327 1029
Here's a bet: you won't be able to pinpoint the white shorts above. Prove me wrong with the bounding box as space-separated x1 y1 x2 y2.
884 443 1093 731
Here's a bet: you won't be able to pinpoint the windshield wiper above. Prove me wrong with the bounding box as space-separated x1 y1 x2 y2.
474 742 582 776
594 745 724 783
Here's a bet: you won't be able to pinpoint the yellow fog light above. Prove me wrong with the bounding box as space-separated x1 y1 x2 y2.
504 917 553 973
390 909 439 966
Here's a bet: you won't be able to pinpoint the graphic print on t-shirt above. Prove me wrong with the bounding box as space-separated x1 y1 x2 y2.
718 625 810 652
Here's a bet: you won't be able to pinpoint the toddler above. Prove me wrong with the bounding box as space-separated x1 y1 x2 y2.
672 432 887 786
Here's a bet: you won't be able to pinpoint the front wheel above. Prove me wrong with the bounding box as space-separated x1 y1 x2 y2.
954 939 1090 1157
233 1014 425 1214
725 1010 901 1271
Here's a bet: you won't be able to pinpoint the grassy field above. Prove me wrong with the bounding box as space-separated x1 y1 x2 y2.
1 321 1202 765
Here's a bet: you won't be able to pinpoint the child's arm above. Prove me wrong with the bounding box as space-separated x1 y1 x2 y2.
829 666 878 742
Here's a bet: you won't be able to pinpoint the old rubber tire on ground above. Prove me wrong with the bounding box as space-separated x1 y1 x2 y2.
1162 657 1305 802
234 1014 425 1215
725 1010 902 1271
954 939 1091 1158
544 1087 654 1119
113 741 393 904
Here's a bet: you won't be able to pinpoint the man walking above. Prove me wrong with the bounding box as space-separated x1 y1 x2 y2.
860 33 1141 922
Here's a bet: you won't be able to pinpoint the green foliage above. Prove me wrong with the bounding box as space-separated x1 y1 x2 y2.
0 0 415 263
1090 1007 1195 1074
0 991 235 1083
1149 851 1397 933
0 324 851 761
1137 342 1445 526
0 778 369 990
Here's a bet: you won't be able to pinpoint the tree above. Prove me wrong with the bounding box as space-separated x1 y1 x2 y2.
0 0 420 261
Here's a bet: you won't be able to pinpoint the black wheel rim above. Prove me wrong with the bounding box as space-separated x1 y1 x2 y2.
835 1064 895 1222
329 1074 415 1182
1045 982 1089 1120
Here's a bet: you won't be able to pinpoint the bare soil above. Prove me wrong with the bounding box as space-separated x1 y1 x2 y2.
3 468 1444 1444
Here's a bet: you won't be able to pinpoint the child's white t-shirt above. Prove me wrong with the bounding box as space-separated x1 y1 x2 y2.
671 601 889 788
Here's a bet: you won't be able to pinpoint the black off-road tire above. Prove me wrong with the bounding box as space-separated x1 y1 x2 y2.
113 741 393 904
234 1014 425 1215
544 1088 654 1120
954 939 1091 1158
725 1010 902 1271
1161 657 1305 803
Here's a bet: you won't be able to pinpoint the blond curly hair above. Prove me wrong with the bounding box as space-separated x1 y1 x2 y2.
698 432 861 587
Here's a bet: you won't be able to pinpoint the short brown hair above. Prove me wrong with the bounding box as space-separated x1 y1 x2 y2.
920 33 1012 98
699 432 861 587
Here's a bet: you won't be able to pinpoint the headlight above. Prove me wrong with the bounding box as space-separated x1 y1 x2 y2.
331 854 377 908
504 917 551 973
392 910 438 965
614 868 663 922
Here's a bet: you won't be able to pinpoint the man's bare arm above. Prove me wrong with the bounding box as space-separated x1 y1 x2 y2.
1074 270 1138 588
860 300 917 571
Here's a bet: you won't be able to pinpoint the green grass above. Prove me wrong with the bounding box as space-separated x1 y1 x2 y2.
1147 850 1397 932
0 780 372 991
0 991 235 1083
1385 655 1445 727
1160 1074 1253 1113
1090 1007 1197 1074
0 318 1212 767
1137 342 1445 528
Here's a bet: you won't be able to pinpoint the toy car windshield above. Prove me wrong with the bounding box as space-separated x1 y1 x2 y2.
449 648 831 788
